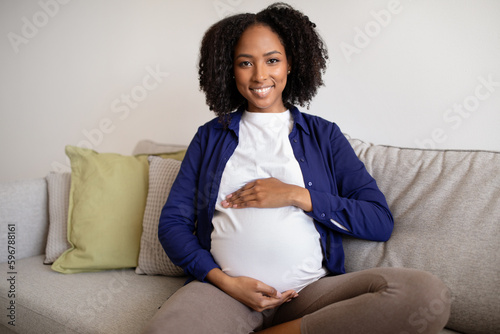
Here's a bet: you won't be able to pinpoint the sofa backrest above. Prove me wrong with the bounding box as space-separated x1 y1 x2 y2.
0 178 49 262
344 138 500 334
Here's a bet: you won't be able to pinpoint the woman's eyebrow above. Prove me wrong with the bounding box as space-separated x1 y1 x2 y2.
264 50 282 57
235 50 282 59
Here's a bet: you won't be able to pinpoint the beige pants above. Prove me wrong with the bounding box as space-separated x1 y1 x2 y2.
142 267 451 334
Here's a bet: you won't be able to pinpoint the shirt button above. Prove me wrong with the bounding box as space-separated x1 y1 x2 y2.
321 213 326 218
293 139 298 143
300 158 305 162
308 181 313 187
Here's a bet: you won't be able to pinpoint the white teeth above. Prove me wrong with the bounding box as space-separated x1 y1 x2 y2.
253 87 271 93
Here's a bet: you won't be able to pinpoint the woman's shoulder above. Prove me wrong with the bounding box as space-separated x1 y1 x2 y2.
198 109 243 131
292 106 341 134
194 115 227 137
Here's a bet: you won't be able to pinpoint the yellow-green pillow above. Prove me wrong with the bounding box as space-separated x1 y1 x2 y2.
51 145 185 274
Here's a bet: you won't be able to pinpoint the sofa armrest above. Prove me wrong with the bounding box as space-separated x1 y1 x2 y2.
0 178 49 262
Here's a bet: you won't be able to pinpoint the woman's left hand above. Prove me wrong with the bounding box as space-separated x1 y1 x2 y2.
221 177 312 211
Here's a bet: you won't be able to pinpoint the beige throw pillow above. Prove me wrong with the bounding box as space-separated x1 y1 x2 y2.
44 172 72 264
136 156 185 276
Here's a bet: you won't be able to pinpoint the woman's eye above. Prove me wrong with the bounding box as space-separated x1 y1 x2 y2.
268 58 279 64
239 61 252 67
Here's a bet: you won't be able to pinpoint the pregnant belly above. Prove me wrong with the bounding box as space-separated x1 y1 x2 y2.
210 207 327 292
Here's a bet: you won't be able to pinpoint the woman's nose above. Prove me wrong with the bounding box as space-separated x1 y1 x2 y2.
252 63 267 82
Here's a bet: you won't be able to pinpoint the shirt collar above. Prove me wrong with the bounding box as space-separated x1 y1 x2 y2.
214 105 310 136
289 105 310 135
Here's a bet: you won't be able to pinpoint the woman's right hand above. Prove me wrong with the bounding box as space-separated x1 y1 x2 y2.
206 268 298 312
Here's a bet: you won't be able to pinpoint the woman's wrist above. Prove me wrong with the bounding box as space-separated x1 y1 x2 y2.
206 268 232 291
290 186 313 212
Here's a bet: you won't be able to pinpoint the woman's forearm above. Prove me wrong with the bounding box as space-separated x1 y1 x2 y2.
290 185 313 212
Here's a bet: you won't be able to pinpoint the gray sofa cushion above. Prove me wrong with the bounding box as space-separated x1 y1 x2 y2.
0 255 185 334
344 138 500 334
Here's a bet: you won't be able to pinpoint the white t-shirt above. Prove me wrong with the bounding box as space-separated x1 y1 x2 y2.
210 110 327 293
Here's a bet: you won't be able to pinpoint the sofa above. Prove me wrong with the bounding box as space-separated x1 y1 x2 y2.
1 137 499 334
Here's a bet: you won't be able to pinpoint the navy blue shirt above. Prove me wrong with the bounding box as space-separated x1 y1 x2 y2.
159 106 393 283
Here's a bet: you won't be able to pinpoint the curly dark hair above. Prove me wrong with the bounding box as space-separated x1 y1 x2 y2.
198 2 328 125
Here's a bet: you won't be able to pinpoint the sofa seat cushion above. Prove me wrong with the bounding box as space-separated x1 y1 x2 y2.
0 255 185 334
344 139 500 334
0 255 465 334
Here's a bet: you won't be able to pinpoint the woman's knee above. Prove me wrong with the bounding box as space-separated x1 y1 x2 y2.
142 281 263 334
284 267 451 334
388 268 452 333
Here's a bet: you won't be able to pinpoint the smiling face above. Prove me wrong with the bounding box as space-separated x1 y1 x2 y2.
233 24 291 113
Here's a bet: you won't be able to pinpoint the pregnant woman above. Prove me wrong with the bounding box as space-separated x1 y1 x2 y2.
143 3 450 333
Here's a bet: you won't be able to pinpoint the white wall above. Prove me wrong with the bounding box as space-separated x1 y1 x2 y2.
1 0 499 182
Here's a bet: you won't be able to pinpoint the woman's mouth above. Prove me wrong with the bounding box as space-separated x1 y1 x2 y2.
251 86 273 98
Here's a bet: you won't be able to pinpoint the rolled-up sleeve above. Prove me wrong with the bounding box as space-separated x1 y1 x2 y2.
303 122 393 241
